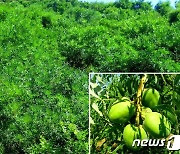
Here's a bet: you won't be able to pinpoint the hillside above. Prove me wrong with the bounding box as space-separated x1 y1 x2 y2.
0 0 179 153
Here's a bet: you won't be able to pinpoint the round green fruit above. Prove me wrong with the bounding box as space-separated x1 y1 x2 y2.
141 107 152 120
123 124 148 150
108 99 135 123
143 112 171 138
142 88 160 109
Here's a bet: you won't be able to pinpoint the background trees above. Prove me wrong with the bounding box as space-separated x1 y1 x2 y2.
0 0 179 153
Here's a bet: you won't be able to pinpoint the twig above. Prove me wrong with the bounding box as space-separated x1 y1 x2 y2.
135 74 148 126
161 74 167 85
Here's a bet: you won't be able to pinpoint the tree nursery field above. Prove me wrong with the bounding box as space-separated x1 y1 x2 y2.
90 74 180 153
0 0 179 153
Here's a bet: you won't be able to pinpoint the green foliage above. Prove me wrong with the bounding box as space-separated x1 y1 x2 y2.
155 2 172 16
90 74 180 153
57 1 179 72
0 0 179 153
0 2 88 153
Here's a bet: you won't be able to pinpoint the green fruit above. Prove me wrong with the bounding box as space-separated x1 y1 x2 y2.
142 88 160 109
108 99 135 123
141 107 152 120
123 124 148 150
162 109 177 125
143 112 171 138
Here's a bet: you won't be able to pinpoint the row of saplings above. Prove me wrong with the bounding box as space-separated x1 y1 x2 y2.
108 88 176 150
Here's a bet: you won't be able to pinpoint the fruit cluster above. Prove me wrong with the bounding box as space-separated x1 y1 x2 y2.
108 88 172 150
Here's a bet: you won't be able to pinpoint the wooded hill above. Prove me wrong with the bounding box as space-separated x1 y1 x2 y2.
0 0 179 153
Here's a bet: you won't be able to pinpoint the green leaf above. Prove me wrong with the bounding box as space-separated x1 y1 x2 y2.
90 88 101 100
92 103 103 117
90 116 95 125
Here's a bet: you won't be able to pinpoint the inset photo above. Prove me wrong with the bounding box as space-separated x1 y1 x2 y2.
89 73 180 154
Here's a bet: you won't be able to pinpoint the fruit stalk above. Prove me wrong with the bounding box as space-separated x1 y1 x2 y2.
135 74 148 126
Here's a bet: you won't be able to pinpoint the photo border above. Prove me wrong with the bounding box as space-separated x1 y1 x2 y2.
88 72 180 154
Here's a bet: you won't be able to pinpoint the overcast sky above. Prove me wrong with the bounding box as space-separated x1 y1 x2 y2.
80 0 177 7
